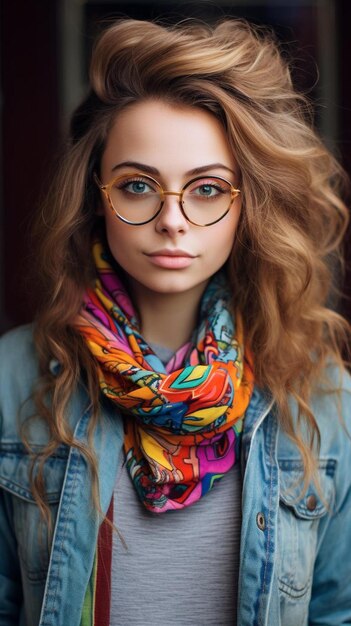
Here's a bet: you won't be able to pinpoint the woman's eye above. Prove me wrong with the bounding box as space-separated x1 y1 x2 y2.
190 181 224 197
125 182 151 194
196 184 218 197
116 179 156 194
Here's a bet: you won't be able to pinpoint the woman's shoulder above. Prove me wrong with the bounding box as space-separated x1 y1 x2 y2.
0 323 40 394
311 362 351 425
281 363 351 460
0 324 92 446
0 322 37 357
0 324 42 442
323 360 351 390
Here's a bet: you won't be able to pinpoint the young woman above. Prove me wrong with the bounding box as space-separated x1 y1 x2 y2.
0 17 350 626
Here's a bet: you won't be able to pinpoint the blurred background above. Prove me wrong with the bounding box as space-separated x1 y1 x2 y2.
1 0 350 333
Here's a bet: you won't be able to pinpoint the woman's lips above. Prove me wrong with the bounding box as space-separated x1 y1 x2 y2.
145 250 196 269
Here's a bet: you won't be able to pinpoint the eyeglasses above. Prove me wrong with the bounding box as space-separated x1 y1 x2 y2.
94 172 240 226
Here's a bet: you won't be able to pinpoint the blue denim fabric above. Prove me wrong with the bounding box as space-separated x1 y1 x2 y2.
0 325 351 626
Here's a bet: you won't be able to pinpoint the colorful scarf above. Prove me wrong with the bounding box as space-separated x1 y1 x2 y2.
77 237 254 625
75 238 254 514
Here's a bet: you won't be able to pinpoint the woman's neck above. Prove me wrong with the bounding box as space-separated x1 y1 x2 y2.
129 281 208 352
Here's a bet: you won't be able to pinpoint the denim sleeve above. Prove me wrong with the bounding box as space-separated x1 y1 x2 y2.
308 483 351 625
308 380 351 625
0 489 23 625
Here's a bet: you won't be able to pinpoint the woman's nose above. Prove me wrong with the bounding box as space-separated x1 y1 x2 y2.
154 192 190 235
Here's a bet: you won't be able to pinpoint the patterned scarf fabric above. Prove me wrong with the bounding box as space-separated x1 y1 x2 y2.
75 238 254 514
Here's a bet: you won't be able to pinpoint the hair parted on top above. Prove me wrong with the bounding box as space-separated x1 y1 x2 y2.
29 18 349 522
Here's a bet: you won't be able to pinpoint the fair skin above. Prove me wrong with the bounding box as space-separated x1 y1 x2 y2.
99 99 241 351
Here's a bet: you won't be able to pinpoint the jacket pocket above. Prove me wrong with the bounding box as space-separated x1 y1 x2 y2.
0 443 68 581
277 458 336 599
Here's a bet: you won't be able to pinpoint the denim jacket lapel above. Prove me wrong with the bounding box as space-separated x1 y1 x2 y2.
238 386 280 626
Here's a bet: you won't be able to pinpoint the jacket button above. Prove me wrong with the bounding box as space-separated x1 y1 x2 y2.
256 512 266 531
49 358 61 376
306 494 317 511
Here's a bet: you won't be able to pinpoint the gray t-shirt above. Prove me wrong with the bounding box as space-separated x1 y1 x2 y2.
110 460 241 626
110 343 241 625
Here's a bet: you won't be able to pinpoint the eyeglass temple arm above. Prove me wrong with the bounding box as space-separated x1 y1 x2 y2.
93 172 106 190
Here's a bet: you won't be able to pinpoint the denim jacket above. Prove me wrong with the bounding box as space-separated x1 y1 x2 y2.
0 325 351 626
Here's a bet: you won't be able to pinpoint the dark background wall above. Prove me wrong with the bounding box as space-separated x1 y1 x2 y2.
1 0 350 332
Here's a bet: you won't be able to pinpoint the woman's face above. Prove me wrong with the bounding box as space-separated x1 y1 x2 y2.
99 100 241 303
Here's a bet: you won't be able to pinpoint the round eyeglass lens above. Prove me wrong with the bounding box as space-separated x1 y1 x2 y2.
109 176 162 223
182 177 233 226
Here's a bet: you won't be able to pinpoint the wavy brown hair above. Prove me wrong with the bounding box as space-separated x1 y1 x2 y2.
27 18 350 522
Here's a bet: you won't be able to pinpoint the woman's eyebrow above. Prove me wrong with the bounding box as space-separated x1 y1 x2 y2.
111 161 236 176
187 163 236 176
111 161 159 175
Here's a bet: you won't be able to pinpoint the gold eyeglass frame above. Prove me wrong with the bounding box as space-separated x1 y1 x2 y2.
94 172 241 227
